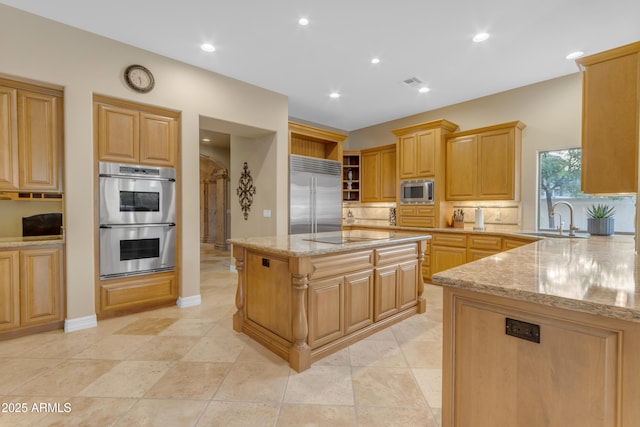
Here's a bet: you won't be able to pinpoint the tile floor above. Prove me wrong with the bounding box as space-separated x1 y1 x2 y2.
0 245 443 426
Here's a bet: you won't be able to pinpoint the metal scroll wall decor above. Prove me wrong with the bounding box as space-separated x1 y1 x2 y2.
236 162 256 220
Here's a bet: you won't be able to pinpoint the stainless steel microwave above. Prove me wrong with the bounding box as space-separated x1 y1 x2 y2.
400 179 434 204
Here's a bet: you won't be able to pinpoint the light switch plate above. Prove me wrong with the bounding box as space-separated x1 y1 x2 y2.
263 209 272 218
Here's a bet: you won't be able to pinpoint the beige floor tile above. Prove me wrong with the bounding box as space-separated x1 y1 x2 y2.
313 347 350 366
412 368 443 409
0 332 60 357
144 361 231 399
356 405 439 427
32 396 137 427
235 339 290 365
196 401 279 427
351 366 427 409
277 404 357 426
349 338 407 367
12 360 117 396
26 333 104 359
181 335 246 363
214 362 289 402
126 336 200 361
284 365 354 405
78 361 170 398
114 317 178 335
0 358 63 394
158 318 216 336
400 340 442 368
72 335 154 360
113 398 208 427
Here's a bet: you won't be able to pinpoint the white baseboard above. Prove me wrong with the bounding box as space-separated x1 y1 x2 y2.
64 314 97 333
177 295 202 308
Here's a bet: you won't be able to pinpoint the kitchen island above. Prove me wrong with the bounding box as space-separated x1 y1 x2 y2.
228 230 429 372
432 235 640 427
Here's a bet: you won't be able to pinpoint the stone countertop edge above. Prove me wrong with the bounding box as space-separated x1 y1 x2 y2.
431 235 640 324
228 230 431 258
343 222 541 240
0 236 65 249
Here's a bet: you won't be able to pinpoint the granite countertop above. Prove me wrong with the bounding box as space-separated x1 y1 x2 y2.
228 230 431 258
0 235 64 249
432 235 640 323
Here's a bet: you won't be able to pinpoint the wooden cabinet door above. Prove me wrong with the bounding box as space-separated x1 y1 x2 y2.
97 103 140 163
398 133 417 179
374 264 399 321
0 251 20 332
17 90 60 191
344 270 374 334
579 45 639 194
477 127 515 199
361 150 380 202
308 276 345 348
380 147 396 201
431 245 467 276
416 129 436 177
398 260 418 310
446 135 477 200
450 296 618 427
0 86 18 190
140 112 177 167
19 247 63 327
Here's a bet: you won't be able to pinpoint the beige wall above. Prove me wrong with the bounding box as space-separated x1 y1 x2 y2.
0 201 63 237
0 5 288 322
347 73 583 229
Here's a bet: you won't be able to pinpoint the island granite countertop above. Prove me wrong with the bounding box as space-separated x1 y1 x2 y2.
228 229 430 258
432 234 640 323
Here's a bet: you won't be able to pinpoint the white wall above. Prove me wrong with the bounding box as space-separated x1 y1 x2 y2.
347 73 583 230
0 5 288 322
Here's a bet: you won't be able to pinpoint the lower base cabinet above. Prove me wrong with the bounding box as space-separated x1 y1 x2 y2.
0 246 64 336
444 288 640 427
98 272 177 318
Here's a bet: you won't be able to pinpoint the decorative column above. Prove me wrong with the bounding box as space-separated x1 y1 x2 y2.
288 257 312 372
214 169 229 250
232 245 245 332
417 239 427 313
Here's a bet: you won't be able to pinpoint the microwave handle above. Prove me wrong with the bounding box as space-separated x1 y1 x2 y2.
100 223 176 228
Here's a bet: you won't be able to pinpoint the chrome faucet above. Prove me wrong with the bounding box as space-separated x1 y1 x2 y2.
550 201 578 236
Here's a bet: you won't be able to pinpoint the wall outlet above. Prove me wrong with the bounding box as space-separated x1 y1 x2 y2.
495 210 501 221
263 209 272 218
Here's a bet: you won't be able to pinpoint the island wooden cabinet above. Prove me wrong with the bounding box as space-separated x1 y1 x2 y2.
95 96 178 167
0 78 62 192
446 121 525 201
0 246 64 336
443 288 636 427
576 42 640 194
361 144 396 202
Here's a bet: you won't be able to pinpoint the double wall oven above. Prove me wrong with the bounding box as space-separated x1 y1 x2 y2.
99 162 176 279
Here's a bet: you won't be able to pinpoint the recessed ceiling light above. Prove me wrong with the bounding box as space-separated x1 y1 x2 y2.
371 57 380 64
329 92 341 99
202 138 211 142
473 32 490 43
200 43 216 52
298 17 309 26
566 51 585 60
418 87 430 94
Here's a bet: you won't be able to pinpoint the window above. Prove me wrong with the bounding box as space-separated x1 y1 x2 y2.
538 148 635 233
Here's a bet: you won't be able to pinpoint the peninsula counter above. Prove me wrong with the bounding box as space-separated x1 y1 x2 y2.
228 230 430 372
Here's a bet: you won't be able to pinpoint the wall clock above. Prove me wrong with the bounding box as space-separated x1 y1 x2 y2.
124 64 155 93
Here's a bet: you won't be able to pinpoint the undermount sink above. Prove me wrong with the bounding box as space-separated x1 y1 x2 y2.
520 232 590 239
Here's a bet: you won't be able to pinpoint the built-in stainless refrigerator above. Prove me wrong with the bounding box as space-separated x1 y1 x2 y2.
289 154 342 234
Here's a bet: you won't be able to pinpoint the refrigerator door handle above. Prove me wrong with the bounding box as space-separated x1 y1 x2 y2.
311 175 317 233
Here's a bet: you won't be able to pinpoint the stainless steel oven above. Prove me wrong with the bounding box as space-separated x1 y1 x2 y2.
99 224 176 279
99 161 176 279
99 162 176 225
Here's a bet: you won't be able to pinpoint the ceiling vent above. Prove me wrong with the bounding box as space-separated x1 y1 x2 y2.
402 76 425 88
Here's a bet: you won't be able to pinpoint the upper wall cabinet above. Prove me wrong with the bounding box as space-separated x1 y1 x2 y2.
0 78 62 192
361 144 396 202
393 119 459 180
576 42 640 194
95 96 179 167
288 122 347 162
445 121 525 201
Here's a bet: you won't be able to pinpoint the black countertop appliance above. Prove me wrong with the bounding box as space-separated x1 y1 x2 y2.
22 213 63 236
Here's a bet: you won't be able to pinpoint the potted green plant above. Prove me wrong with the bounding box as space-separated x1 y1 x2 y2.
586 204 615 235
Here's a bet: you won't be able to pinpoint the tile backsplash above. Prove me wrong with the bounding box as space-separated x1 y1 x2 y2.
343 202 396 226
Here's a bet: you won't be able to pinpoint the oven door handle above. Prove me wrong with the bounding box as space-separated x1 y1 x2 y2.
99 173 175 182
100 223 176 229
